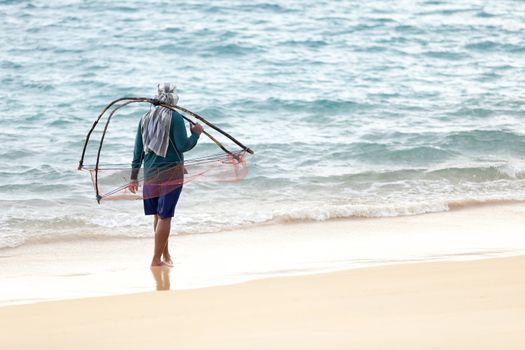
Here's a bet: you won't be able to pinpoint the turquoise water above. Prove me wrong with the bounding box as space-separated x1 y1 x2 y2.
1 0 525 248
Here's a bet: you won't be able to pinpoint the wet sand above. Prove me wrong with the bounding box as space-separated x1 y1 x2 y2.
1 256 524 349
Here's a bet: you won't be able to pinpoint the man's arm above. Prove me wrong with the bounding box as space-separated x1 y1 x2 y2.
129 122 143 192
172 112 201 153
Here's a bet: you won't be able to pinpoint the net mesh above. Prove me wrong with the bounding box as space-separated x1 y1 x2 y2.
85 151 248 201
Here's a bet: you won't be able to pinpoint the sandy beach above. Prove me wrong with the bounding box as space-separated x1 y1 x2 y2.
1 255 524 349
3 1 525 349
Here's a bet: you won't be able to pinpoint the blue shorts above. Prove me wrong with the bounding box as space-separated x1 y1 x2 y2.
143 185 183 219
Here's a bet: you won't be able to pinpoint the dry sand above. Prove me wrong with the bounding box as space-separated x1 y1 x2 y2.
1 255 524 349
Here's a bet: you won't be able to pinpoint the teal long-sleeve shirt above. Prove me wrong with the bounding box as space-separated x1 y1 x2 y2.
131 111 200 178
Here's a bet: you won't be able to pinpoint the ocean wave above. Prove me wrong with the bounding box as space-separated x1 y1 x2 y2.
422 50 470 60
393 24 423 34
476 10 496 18
442 130 525 155
266 199 525 222
3 197 525 250
0 230 151 250
203 43 261 57
425 164 525 181
0 164 69 180
239 3 294 13
427 8 477 16
235 97 363 115
281 39 328 48
354 145 457 164
447 199 525 210
248 163 525 185
0 202 452 249
0 213 151 249
465 41 525 53
0 149 34 159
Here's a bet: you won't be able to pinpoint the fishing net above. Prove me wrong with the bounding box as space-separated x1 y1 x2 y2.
79 97 253 203
83 151 248 201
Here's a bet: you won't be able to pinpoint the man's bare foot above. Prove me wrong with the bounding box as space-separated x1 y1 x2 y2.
162 256 174 267
151 259 171 268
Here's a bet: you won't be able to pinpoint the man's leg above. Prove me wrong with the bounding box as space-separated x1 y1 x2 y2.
153 214 158 231
153 215 171 264
155 215 172 264
162 241 172 265
151 217 171 267
154 186 182 267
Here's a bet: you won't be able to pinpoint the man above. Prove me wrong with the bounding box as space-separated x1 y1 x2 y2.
128 83 203 267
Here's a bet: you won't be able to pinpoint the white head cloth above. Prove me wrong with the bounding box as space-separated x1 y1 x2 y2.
141 83 179 157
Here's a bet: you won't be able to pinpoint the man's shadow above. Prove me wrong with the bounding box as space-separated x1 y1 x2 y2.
150 266 171 291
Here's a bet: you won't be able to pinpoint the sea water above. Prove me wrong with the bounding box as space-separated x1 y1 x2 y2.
1 0 525 249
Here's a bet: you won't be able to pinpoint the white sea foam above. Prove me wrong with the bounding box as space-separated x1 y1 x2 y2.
3 195 525 249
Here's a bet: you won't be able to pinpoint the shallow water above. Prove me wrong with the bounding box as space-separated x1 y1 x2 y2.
1 0 525 248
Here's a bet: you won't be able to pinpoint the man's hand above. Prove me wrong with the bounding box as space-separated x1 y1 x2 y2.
190 123 203 135
128 180 139 193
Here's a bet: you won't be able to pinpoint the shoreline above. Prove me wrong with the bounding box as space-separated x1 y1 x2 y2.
2 255 525 349
1 202 525 306
3 199 525 252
